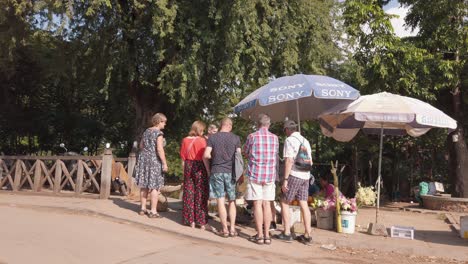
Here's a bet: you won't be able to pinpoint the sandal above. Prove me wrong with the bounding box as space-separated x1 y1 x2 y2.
264 237 272 245
217 230 229 238
138 210 147 216
248 234 264 245
229 230 238 237
147 212 162 218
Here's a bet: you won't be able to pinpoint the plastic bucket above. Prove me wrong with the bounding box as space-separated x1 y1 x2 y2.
340 211 357 234
289 206 302 225
461 216 468 239
316 209 334 230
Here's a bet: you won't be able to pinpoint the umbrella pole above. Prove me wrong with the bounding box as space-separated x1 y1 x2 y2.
296 100 301 133
376 125 384 224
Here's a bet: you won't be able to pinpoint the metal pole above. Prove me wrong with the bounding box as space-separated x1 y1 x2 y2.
376 125 384 223
296 100 301 133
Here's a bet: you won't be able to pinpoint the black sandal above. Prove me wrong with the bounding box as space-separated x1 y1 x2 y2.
248 234 264 245
148 212 161 218
264 237 272 245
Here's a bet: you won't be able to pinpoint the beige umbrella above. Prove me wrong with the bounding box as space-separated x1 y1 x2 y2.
319 92 457 223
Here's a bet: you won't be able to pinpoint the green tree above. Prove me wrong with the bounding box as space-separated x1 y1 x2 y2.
342 0 468 197
1 0 343 178
399 0 468 198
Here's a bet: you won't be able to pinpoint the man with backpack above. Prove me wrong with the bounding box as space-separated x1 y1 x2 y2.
275 120 313 245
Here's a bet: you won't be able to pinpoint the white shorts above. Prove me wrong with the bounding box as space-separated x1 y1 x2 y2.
245 179 275 201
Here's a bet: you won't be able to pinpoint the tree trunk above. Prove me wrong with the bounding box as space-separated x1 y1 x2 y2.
448 85 468 198
117 0 168 143
129 80 176 143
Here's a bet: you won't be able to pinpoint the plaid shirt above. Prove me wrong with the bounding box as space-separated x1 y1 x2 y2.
243 127 279 184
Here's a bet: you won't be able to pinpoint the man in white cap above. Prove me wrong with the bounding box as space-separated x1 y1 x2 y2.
275 120 313 245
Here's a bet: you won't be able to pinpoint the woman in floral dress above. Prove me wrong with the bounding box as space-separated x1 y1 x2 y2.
134 113 168 218
180 121 209 229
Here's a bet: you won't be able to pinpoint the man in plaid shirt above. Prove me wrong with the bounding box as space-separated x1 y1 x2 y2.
243 113 279 245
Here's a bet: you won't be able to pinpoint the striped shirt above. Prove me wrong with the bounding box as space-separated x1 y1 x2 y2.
243 127 279 184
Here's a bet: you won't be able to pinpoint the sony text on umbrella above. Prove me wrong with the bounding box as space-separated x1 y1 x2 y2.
267 82 354 103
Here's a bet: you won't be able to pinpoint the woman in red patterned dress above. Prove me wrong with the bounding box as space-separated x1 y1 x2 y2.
180 121 209 229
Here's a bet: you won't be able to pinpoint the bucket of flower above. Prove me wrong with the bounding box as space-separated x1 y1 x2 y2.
310 196 336 230
339 197 358 234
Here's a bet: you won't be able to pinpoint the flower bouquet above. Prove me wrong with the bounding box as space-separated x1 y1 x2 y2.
310 195 336 211
339 197 357 213
355 182 377 207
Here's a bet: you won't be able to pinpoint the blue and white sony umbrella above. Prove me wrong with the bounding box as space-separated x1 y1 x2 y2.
234 74 360 125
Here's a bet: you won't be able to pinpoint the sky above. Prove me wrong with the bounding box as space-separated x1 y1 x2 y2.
383 0 419 37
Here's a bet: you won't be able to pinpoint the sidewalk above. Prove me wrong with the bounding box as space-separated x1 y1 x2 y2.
0 192 466 263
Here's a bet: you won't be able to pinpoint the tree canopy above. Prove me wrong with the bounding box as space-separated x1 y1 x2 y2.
1 0 467 196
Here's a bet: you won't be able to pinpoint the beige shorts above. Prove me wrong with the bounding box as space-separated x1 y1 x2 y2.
245 178 276 201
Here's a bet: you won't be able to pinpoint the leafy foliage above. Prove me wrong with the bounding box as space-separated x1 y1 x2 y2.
0 0 466 195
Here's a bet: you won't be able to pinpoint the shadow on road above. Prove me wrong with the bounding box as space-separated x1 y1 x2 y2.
110 197 186 226
109 196 266 243
414 230 468 246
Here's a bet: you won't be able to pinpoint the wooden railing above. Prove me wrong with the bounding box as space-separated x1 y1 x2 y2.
0 150 137 199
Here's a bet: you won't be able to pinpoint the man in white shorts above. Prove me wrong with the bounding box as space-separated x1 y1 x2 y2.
243 114 279 245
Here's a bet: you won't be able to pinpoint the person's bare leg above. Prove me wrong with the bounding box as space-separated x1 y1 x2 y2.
253 200 263 237
228 200 236 234
270 201 277 224
299 200 312 237
150 189 160 214
217 197 228 233
280 200 291 235
263 201 272 238
140 188 148 211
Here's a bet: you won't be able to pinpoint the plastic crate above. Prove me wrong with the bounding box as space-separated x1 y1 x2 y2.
390 226 414 240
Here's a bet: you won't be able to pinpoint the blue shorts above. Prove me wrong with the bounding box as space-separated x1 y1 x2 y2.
209 173 236 201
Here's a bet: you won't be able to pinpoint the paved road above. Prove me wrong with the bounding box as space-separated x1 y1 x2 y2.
0 194 466 264
0 206 298 264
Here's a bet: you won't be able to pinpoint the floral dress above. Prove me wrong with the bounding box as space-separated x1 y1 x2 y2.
180 136 209 226
134 128 164 190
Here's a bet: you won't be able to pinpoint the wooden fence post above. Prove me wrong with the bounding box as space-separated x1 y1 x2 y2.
0 159 3 182
13 160 21 192
75 160 84 195
54 160 62 194
127 152 137 194
100 149 112 199
33 160 42 192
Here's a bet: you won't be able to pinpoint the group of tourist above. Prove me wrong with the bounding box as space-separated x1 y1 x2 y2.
133 112 314 245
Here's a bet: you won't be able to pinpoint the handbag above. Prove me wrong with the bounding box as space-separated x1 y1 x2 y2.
232 151 244 182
